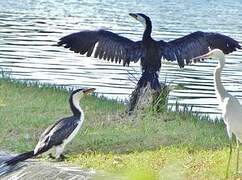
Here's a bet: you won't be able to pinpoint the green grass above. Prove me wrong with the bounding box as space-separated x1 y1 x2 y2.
0 78 240 179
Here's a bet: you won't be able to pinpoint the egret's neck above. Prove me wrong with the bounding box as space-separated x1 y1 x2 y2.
70 96 83 118
142 20 152 41
214 57 227 104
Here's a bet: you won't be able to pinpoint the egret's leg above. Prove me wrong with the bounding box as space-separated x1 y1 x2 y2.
226 141 233 179
236 138 240 175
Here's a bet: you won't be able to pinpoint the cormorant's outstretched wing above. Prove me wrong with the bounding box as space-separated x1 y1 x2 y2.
34 116 79 154
58 30 144 66
161 31 241 67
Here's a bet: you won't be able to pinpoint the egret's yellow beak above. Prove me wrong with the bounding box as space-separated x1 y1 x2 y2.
193 51 213 60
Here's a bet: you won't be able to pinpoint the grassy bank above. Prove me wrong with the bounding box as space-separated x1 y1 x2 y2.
0 78 239 179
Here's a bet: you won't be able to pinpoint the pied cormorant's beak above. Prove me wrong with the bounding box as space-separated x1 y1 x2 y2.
129 13 138 19
83 88 96 95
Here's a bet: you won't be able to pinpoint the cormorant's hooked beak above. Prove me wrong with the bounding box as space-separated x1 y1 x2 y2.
129 13 138 20
83 88 96 95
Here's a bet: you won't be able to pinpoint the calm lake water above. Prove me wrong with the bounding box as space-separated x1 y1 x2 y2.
0 0 241 118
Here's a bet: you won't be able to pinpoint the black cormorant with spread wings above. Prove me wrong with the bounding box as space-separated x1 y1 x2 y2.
57 13 241 113
0 88 95 176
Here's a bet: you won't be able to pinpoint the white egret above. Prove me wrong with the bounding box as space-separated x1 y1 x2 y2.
195 49 242 178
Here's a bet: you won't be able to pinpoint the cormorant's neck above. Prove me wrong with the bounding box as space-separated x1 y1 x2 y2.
214 57 227 106
142 20 152 41
69 95 82 117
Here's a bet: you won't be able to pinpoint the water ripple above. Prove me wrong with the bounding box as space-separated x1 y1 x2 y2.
0 0 242 119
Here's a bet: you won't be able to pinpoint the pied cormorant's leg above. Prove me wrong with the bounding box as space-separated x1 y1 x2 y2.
55 144 66 160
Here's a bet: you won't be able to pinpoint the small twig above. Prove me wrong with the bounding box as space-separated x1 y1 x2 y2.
128 77 137 85
127 68 139 82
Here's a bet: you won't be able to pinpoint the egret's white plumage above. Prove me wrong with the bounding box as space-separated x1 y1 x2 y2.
195 49 242 178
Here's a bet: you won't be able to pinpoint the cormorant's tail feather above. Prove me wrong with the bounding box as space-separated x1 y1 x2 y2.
137 71 161 90
3 151 35 166
0 151 34 176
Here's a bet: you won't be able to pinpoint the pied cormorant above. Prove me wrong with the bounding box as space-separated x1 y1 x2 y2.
57 13 241 112
0 88 95 170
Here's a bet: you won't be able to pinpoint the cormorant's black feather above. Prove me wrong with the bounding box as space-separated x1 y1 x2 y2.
162 31 241 67
34 116 79 154
58 30 144 66
3 151 34 166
